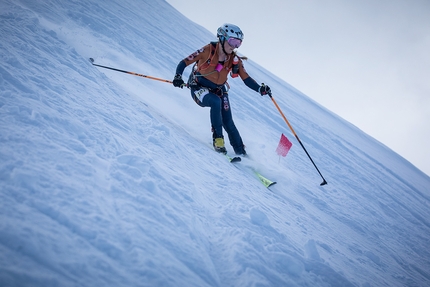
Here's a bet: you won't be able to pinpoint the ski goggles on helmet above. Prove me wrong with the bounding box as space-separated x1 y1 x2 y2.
227 37 242 48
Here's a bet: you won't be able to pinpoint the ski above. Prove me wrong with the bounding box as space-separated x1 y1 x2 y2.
222 153 276 188
254 171 277 188
211 145 276 188
224 154 241 163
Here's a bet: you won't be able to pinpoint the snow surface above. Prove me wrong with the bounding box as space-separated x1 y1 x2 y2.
1 0 429 286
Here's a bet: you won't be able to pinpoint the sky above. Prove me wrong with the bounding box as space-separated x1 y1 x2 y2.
166 0 430 176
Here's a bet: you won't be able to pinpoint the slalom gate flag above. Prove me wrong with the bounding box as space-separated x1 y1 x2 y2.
276 133 292 157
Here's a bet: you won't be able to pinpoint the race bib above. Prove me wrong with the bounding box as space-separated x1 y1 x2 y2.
194 88 209 102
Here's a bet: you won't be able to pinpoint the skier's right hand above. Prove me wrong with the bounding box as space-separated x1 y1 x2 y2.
173 74 184 88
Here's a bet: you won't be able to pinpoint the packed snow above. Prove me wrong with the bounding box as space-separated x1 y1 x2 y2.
1 0 429 286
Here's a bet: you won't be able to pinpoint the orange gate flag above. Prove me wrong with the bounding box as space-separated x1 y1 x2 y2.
276 133 293 157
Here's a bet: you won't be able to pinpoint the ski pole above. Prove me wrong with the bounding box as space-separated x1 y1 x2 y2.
269 93 328 186
89 58 173 84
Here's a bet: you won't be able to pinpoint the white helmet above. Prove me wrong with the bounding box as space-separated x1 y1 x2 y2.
217 23 244 40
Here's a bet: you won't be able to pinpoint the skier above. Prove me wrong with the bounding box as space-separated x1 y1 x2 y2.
172 23 271 155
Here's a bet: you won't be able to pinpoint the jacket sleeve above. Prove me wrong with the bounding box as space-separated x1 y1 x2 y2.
243 76 260 93
175 44 210 76
238 59 260 92
175 60 187 75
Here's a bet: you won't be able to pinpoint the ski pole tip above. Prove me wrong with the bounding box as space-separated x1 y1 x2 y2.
320 180 328 186
89 57 94 63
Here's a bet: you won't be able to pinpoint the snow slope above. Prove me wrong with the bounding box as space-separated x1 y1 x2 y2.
1 0 429 286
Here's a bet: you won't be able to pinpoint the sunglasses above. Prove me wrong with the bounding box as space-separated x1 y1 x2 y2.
227 37 242 49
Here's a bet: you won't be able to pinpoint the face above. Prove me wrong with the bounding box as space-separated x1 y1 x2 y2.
227 37 242 49
222 37 242 54
222 40 235 54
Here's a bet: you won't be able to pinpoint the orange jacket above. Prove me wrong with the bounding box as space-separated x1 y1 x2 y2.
182 42 251 86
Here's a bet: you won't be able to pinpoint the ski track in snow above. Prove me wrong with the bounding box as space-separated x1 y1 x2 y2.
1 0 430 286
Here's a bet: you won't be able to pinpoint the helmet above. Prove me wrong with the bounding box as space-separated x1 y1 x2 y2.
217 23 244 41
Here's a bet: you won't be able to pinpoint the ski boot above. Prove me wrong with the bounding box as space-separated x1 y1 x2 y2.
234 144 247 156
213 137 227 154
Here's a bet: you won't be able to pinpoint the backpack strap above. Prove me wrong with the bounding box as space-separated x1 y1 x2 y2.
187 42 219 88
196 41 218 73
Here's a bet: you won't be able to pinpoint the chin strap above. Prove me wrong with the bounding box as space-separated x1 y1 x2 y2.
219 37 230 55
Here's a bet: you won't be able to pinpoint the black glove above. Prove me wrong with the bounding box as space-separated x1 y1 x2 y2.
259 83 271 96
173 73 184 88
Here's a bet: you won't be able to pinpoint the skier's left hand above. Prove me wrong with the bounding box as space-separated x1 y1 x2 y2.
259 83 271 96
